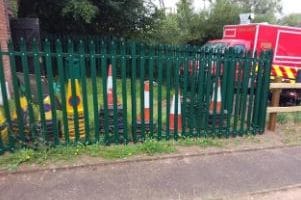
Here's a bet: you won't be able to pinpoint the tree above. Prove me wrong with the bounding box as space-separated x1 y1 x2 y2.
175 0 204 44
229 0 282 23
140 12 182 44
204 0 241 40
17 0 160 38
141 0 207 45
279 13 301 27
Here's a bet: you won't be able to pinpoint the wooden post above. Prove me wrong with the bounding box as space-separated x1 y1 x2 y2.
268 76 282 131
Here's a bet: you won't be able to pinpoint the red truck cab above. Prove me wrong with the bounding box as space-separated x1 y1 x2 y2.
223 23 301 80
205 23 301 105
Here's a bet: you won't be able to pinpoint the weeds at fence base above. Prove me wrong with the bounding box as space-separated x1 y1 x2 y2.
0 137 225 171
1 131 292 172
0 139 176 171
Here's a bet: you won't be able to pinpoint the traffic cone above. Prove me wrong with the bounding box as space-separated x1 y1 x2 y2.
107 64 114 108
137 81 150 123
169 91 182 131
66 79 84 115
144 81 150 123
209 78 222 114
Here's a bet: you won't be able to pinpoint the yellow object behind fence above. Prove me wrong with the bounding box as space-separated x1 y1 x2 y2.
66 79 85 139
66 79 84 115
0 110 8 144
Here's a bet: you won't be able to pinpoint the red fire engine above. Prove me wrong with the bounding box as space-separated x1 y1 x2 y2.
222 23 301 81
205 23 301 105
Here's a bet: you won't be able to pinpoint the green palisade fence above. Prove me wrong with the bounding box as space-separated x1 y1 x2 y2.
0 38 272 153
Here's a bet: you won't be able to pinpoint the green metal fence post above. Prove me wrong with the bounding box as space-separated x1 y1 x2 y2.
130 42 137 142
121 40 128 143
89 40 100 142
239 53 252 135
55 39 69 144
258 51 272 132
66 41 79 143
246 52 257 133
174 48 180 140
32 39 47 143
79 40 90 143
100 39 109 144
19 38 36 140
139 43 145 140
149 45 154 138
157 44 163 140
0 46 13 150
225 49 236 136
8 41 26 146
44 39 59 145
165 45 172 140
253 54 264 132
110 41 119 144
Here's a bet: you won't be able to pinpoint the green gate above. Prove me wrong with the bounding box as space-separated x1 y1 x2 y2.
0 38 272 153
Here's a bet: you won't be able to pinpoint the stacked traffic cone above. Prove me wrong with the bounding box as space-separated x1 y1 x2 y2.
138 81 150 122
11 96 31 139
137 81 151 136
0 110 8 144
169 91 182 132
208 78 226 126
66 79 85 139
37 96 61 142
107 64 114 108
209 78 222 114
99 64 125 142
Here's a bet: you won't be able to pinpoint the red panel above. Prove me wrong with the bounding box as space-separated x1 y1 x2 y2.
276 31 301 57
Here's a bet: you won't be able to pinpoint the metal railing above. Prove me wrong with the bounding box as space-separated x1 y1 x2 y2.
0 38 272 152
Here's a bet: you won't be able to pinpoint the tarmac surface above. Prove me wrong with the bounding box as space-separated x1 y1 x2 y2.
1 146 301 200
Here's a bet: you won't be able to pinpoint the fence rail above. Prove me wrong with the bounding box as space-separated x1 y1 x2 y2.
268 79 301 131
0 38 272 153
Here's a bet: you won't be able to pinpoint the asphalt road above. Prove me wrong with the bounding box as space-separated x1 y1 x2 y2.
1 146 301 200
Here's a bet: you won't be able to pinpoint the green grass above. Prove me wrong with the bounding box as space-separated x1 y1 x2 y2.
177 137 223 148
276 112 301 124
0 139 176 170
0 133 280 171
0 137 226 171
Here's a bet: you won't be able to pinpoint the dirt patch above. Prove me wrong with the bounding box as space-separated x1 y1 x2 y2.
276 122 301 145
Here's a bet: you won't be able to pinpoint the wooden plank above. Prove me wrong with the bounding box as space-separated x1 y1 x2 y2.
270 83 301 89
267 106 301 113
268 77 282 131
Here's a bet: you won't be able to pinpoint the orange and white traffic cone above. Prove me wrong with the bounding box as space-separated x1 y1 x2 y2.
209 78 222 114
144 81 150 123
169 91 182 131
137 81 150 123
107 64 114 108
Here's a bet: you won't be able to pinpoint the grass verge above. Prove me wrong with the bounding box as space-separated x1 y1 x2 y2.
0 132 292 172
0 139 176 171
0 137 225 171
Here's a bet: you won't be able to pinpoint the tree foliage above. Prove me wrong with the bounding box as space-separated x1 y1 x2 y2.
205 0 240 40
229 0 282 23
279 13 301 27
17 0 159 37
15 0 289 44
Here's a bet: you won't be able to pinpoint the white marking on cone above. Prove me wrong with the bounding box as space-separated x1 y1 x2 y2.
107 64 114 106
169 91 182 131
107 64 113 92
144 81 150 108
209 78 222 114
144 81 150 122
